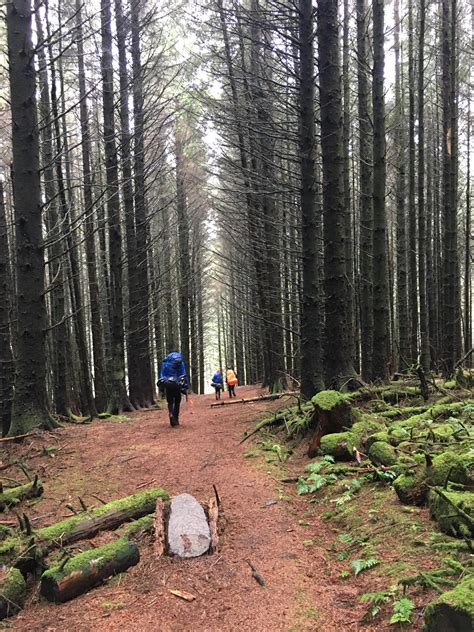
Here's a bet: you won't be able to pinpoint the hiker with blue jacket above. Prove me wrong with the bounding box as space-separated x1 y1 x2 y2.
158 352 189 427
211 369 223 400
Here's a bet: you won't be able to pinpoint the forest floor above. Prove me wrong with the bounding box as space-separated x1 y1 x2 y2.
1 385 460 631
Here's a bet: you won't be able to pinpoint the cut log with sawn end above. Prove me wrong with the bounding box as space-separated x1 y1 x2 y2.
40 539 139 603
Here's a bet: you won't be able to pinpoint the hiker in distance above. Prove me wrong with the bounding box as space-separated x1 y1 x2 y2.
226 366 238 398
211 368 224 400
158 352 189 427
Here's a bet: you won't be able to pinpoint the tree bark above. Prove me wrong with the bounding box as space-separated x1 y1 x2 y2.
7 0 52 435
100 0 132 413
356 0 374 381
317 0 356 387
371 0 390 381
299 0 323 397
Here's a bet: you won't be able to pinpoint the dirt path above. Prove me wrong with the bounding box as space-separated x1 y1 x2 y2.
11 387 364 632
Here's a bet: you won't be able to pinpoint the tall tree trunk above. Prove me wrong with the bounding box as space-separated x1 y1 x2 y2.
175 126 191 370
417 0 430 371
356 0 374 381
408 0 419 364
7 0 54 434
394 0 410 370
75 0 108 411
100 0 132 413
299 0 323 397
317 0 356 387
441 0 459 375
371 0 390 380
0 183 13 435
35 6 69 417
130 0 154 405
343 0 355 367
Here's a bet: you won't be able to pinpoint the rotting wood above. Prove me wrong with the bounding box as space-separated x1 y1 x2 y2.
0 477 43 512
154 498 165 557
207 497 219 554
210 391 298 407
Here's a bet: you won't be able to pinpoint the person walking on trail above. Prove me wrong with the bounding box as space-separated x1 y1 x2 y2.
211 369 224 400
158 352 189 427
226 367 238 398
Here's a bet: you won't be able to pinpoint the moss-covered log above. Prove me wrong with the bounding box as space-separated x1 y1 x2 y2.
0 568 26 620
36 487 168 548
393 452 473 506
319 432 355 460
40 539 139 603
308 391 353 457
0 478 43 511
428 488 474 538
0 488 167 571
368 441 397 466
423 575 474 632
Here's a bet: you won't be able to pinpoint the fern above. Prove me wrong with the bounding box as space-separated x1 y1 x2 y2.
296 472 338 495
359 591 392 620
351 558 380 576
390 597 414 625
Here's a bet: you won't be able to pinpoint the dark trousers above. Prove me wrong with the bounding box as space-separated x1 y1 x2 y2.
165 382 182 423
214 385 222 400
228 384 236 398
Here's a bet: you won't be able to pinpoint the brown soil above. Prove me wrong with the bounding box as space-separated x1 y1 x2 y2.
2 387 426 631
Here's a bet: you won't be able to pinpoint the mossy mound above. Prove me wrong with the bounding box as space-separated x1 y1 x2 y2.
430 452 473 487
388 426 411 445
393 471 427 505
0 568 26 619
365 431 389 448
423 575 474 632
428 489 474 538
319 432 355 460
311 390 348 411
368 441 397 467
351 418 385 445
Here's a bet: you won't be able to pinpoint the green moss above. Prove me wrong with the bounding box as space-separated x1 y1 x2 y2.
118 515 155 540
37 487 168 543
41 539 139 603
0 480 43 511
431 423 456 443
365 431 389 448
393 471 427 505
311 390 348 411
351 418 384 441
0 526 13 542
430 452 473 487
428 490 474 538
388 426 410 445
423 575 474 632
0 568 26 619
368 441 397 466
319 432 355 460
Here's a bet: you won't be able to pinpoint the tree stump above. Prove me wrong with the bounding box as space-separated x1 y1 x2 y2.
308 391 353 458
0 568 26 620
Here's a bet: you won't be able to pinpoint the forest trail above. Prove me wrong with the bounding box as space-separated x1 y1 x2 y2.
10 386 367 632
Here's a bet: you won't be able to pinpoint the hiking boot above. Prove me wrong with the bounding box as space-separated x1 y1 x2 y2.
169 414 176 426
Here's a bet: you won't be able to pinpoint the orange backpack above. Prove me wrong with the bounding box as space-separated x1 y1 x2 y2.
226 369 238 386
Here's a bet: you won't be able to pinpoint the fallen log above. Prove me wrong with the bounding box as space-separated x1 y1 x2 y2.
35 487 168 548
210 391 298 407
0 567 26 620
40 539 139 603
0 477 43 512
0 488 167 570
